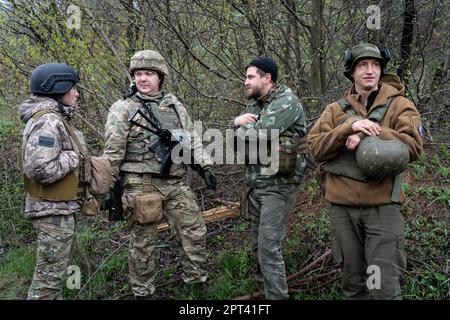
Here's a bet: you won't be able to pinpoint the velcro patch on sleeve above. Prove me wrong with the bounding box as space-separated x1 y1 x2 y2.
38 136 56 148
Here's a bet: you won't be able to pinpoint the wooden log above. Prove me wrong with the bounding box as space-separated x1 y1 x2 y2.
157 204 239 232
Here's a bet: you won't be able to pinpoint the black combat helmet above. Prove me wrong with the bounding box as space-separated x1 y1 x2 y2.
30 63 79 96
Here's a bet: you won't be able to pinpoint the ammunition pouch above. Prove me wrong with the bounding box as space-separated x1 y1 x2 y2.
322 149 368 182
134 193 163 224
125 140 146 162
80 155 112 196
277 136 307 174
89 156 112 196
277 136 298 174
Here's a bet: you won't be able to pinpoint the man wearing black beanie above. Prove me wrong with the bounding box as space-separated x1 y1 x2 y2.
231 57 308 299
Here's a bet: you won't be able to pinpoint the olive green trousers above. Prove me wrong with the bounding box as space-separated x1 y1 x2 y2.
248 184 299 300
330 203 406 300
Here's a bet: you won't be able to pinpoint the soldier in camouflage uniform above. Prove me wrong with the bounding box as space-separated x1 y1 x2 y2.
308 43 424 299
103 50 217 299
231 57 307 299
20 63 82 299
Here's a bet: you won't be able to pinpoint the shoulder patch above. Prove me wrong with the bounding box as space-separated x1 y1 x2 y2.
38 136 55 148
418 123 425 137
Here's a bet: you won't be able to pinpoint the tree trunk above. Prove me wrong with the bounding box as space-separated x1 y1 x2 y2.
311 0 325 102
240 0 266 56
397 0 416 85
283 0 302 80
121 0 140 58
431 49 450 88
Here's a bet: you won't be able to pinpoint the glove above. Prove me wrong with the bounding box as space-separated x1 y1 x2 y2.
99 192 113 211
203 166 218 190
123 81 137 100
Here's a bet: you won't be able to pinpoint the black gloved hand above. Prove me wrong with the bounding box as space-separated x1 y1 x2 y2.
123 81 137 100
99 192 113 211
203 166 218 190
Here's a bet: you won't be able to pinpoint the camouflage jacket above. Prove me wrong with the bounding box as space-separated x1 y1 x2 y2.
103 91 213 184
232 84 307 188
20 95 81 219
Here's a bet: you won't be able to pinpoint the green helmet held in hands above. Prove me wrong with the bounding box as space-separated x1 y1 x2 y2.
129 50 169 77
356 136 409 179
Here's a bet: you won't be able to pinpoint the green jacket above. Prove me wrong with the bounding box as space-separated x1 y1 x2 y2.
233 84 307 187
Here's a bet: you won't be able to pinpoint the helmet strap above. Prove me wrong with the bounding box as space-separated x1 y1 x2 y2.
57 97 72 119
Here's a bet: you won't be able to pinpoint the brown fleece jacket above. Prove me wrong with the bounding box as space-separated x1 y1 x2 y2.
308 74 423 207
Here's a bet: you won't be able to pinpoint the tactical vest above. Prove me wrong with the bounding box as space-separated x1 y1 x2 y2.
122 95 185 177
23 109 85 201
322 96 403 202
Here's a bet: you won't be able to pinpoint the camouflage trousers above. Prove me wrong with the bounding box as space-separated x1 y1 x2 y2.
247 183 299 300
27 214 75 300
121 173 207 298
330 203 406 300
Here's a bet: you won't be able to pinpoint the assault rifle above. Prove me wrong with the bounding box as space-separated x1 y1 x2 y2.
128 107 181 177
129 104 210 178
128 100 217 189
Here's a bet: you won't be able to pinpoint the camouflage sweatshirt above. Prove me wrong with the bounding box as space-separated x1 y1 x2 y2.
307 74 424 206
103 91 213 184
20 95 81 219
232 84 307 187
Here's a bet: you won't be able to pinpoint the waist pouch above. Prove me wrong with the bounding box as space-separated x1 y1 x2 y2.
134 193 163 224
277 136 298 174
81 189 99 216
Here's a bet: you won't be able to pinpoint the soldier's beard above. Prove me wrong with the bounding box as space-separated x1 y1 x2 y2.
245 87 263 100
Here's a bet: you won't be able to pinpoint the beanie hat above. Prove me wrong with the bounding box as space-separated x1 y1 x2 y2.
247 57 278 82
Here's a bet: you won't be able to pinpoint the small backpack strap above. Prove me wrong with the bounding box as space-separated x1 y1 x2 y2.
337 98 356 117
367 96 395 123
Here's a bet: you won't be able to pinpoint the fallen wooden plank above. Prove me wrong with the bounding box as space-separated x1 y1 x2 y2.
120 202 240 239
157 203 240 232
